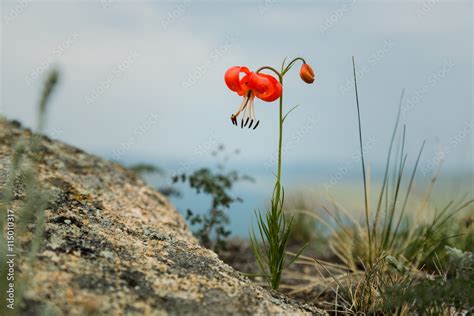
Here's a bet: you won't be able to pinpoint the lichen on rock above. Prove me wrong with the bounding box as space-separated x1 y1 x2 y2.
0 118 324 315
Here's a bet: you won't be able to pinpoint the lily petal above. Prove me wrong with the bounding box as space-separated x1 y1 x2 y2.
225 66 251 96
248 73 282 102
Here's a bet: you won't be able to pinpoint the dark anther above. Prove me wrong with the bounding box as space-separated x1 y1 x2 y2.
241 118 244 128
231 115 237 125
253 120 260 130
248 119 254 129
244 117 250 127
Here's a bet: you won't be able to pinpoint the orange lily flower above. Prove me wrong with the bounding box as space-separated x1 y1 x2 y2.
225 66 282 129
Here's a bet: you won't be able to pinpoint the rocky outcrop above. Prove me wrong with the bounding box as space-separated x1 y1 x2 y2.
0 118 323 315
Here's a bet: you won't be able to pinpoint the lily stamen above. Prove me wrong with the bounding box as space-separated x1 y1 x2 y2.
241 93 256 128
253 120 260 130
230 91 252 125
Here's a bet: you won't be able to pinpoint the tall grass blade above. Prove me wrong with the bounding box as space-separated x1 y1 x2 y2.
352 56 372 264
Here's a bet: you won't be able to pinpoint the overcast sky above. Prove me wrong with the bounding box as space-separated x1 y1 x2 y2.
1 1 472 178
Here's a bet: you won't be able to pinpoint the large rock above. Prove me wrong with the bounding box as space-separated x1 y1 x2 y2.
0 118 323 315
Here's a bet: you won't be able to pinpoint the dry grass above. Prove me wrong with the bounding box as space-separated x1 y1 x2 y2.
276 59 474 314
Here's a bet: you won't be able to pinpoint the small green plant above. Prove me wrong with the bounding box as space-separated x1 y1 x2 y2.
0 69 60 315
173 145 252 251
37 68 60 132
223 57 315 289
127 163 182 198
383 247 474 314
128 163 163 176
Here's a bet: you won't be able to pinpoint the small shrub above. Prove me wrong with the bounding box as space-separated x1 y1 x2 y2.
173 145 252 251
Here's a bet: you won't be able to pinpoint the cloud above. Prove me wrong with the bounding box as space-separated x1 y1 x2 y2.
0 1 472 172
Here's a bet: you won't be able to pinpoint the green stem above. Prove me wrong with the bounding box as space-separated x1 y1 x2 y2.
282 57 306 76
256 66 282 81
271 75 284 290
276 76 283 200
255 65 285 200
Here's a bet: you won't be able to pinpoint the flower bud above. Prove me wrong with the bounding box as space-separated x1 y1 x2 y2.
300 63 315 84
